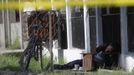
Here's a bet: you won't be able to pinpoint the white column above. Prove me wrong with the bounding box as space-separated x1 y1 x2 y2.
51 0 56 10
1 0 6 48
83 0 91 52
6 0 11 46
19 0 23 49
120 7 129 71
120 7 128 54
95 7 103 47
66 0 73 49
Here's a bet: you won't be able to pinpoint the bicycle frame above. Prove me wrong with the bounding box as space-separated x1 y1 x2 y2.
19 10 65 71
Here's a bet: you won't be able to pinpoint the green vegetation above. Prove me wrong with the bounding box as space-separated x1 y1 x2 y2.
0 53 50 72
8 36 21 49
39 69 134 75
0 54 134 75
57 57 67 65
0 54 20 71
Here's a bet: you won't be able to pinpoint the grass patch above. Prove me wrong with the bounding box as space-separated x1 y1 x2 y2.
39 70 134 75
0 54 20 71
0 54 134 75
28 56 50 72
8 36 21 49
58 57 67 65
0 54 50 72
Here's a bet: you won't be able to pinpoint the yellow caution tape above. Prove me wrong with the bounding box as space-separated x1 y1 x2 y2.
0 0 134 10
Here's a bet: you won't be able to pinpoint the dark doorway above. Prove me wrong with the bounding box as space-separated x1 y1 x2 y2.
127 7 134 52
102 14 121 44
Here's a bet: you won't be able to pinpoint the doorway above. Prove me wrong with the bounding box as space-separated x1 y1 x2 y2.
102 8 121 44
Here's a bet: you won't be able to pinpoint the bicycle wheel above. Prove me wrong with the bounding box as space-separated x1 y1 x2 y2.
39 45 43 70
19 49 31 71
38 43 51 70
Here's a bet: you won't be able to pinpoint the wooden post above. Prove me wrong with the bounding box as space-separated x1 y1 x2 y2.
49 11 53 71
82 53 92 71
83 0 92 71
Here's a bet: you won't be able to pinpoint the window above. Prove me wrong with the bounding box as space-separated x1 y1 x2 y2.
15 10 20 22
101 7 121 46
0 10 2 23
102 7 120 16
71 7 85 49
127 7 134 14
89 8 96 16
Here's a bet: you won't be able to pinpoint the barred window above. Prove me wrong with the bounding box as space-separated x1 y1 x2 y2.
71 7 85 49
102 7 120 15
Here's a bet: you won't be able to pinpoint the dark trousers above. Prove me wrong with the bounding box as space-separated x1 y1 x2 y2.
54 59 82 70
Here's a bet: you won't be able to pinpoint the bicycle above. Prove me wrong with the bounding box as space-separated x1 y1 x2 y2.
19 10 65 71
19 23 45 71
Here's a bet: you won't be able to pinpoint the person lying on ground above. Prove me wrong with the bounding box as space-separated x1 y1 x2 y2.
53 42 121 70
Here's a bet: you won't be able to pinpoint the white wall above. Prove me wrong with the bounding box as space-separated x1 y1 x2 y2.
43 47 84 64
63 49 84 63
0 24 5 48
11 23 22 46
119 52 134 72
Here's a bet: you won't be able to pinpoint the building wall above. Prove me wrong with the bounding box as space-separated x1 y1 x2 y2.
0 10 5 48
0 24 5 48
10 23 21 46
119 53 134 72
0 9 22 49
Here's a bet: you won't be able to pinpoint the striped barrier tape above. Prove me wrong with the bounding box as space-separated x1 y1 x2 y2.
0 0 134 10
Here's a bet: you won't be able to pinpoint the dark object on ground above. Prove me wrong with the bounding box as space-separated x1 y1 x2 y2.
54 43 121 70
54 59 82 70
